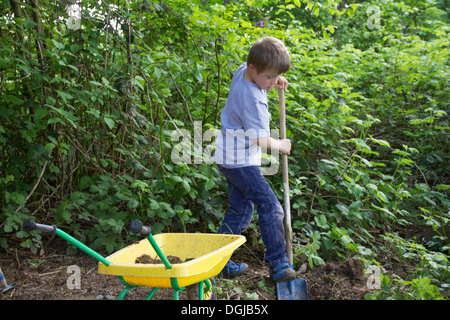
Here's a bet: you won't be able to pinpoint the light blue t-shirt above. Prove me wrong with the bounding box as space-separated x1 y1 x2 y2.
213 63 270 167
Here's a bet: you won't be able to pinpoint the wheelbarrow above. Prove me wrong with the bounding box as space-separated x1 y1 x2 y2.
23 219 245 300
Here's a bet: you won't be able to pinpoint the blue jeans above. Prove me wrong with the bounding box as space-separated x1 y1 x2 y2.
217 165 288 267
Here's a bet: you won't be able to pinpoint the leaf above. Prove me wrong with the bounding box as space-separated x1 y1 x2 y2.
205 179 215 191
396 158 414 166
79 176 92 191
327 25 335 34
150 199 160 210
90 80 103 87
133 75 145 91
346 7 354 17
171 175 184 183
314 214 329 229
372 204 395 218
314 7 320 16
320 159 340 167
9 192 25 205
24 20 37 30
45 143 56 153
56 90 73 103
181 180 191 192
193 69 203 82
34 108 49 122
2 94 23 105
377 191 388 203
159 202 175 216
370 137 391 148
154 67 161 78
127 199 139 209
104 117 115 129
52 39 65 50
336 203 349 216
343 174 354 184
240 20 253 29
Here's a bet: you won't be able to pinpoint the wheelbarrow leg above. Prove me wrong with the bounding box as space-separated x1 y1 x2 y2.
173 288 186 300
198 280 204 300
145 287 159 300
197 279 212 300
117 276 137 300
118 286 134 300
170 277 186 300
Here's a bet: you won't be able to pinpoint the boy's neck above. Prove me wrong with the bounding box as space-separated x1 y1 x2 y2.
243 67 254 83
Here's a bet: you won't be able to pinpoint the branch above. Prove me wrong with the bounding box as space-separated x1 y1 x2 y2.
8 0 24 45
15 160 49 213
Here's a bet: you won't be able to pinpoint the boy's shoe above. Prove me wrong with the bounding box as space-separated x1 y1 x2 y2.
270 263 297 283
221 260 248 276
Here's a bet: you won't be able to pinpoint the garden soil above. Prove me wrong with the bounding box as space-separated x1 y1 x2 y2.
0 236 372 300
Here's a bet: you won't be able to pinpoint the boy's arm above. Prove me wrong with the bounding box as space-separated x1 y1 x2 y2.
251 80 290 155
249 79 290 154
251 137 291 155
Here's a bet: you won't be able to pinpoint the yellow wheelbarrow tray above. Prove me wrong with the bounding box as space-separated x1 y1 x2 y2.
98 232 246 291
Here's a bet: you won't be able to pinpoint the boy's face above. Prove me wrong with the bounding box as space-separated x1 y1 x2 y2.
246 64 281 90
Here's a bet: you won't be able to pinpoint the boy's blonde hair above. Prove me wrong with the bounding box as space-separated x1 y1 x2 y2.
247 37 290 74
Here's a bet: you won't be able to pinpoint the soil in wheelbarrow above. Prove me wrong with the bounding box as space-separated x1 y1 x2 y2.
1 235 374 300
135 254 194 264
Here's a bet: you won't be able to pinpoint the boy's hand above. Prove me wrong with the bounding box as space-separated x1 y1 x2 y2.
279 138 291 155
274 76 288 91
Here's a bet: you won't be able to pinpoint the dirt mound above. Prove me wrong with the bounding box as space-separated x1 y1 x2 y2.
303 258 371 300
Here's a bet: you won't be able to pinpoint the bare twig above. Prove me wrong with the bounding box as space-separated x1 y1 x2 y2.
149 148 169 187
15 160 49 213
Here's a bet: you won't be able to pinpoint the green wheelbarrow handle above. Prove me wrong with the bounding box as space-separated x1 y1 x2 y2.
128 220 172 270
23 220 111 267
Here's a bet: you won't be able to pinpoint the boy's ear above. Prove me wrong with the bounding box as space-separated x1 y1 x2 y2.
247 63 258 73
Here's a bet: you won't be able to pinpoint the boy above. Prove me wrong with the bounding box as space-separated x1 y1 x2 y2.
213 37 296 283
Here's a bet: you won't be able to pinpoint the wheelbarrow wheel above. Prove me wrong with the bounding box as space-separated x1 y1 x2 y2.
186 277 216 300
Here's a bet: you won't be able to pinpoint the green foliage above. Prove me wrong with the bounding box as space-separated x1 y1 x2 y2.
0 0 448 299
365 273 446 300
365 233 449 300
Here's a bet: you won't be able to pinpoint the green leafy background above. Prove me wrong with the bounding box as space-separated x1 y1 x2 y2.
0 0 448 299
